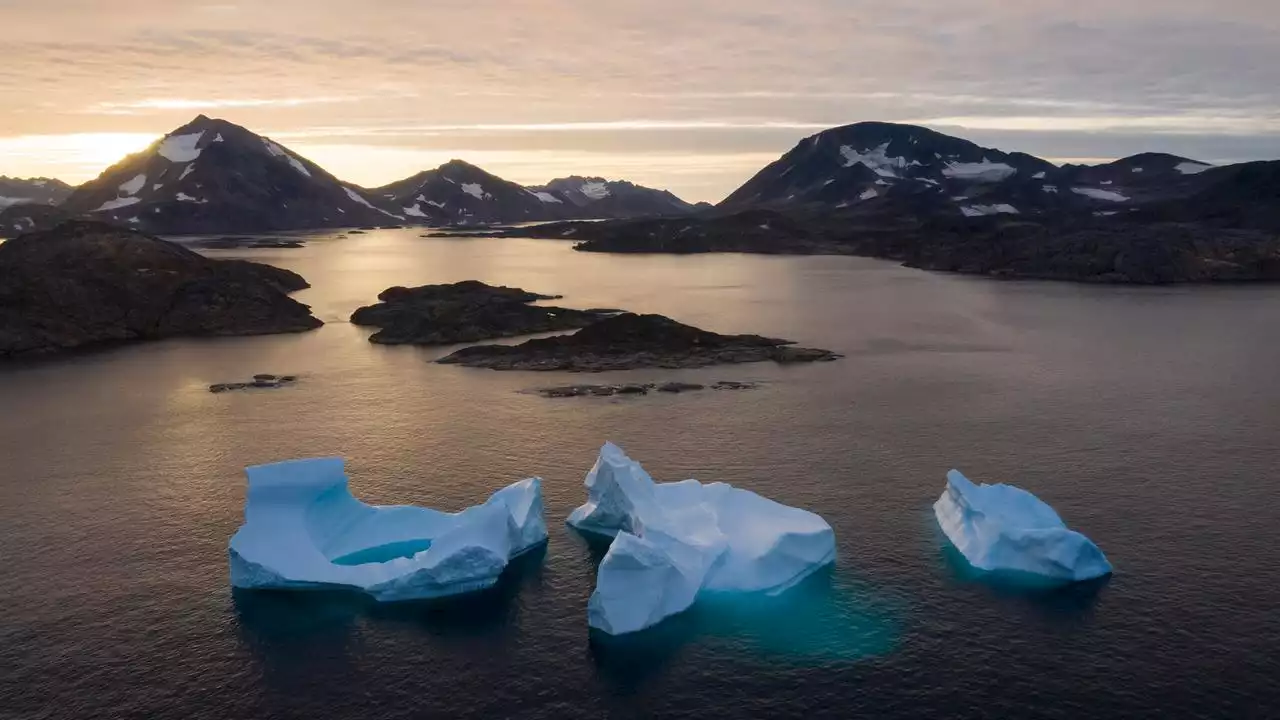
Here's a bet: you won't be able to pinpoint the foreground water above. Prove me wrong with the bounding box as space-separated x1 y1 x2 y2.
1 230 1277 719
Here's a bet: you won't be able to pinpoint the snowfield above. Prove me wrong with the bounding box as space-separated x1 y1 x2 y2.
157 132 204 163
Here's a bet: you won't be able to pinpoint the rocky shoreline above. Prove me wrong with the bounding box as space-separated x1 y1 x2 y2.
0 222 321 358
531 380 760 398
495 210 1280 285
437 313 841 371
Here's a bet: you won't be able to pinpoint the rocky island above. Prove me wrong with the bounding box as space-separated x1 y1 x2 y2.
0 221 321 358
350 280 620 345
437 313 840 371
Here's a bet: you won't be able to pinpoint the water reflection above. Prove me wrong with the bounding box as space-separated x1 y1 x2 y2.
936 535 1110 622
233 544 547 646
587 564 900 692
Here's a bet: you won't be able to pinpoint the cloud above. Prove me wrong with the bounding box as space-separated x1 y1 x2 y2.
0 0 1276 200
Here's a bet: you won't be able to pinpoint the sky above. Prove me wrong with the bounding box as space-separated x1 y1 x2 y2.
1 0 1278 202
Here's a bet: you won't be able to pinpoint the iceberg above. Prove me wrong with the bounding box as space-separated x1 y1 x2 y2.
229 457 547 601
569 443 836 635
934 469 1112 582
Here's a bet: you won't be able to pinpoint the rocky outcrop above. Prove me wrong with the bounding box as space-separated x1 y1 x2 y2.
0 221 322 358
350 280 618 345
437 313 841 371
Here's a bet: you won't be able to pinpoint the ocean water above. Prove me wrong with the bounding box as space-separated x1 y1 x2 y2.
1 229 1277 719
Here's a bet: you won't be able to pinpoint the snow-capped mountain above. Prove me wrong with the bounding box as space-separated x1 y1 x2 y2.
530 176 701 218
368 159 570 225
60 115 400 234
715 121 1245 220
720 122 1055 213
369 163 701 225
0 176 75 209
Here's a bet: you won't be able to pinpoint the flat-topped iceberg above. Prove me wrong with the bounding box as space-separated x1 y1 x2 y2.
934 469 1112 582
570 443 836 635
229 457 547 601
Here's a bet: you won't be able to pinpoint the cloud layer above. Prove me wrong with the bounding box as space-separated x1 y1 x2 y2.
1 0 1277 200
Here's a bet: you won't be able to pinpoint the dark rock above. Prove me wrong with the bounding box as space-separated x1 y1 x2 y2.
657 381 706 393
348 230 367 235
209 374 299 393
0 222 322 358
350 280 615 345
357 226 379 231
712 380 760 390
437 313 841 371
617 384 649 394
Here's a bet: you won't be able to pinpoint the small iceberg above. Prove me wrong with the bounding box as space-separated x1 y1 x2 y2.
229 457 547 601
569 443 836 635
934 469 1112 582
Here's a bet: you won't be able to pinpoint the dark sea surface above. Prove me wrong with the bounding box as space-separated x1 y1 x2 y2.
1 230 1277 719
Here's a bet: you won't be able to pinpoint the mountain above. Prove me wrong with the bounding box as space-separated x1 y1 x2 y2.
0 177 75 209
530 177 701 218
59 115 401 234
714 121 1261 222
369 162 701 225
369 159 568 225
720 121 1056 213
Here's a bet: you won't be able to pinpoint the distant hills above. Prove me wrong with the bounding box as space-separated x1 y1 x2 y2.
717 121 1236 220
489 121 1280 283
3 118 1277 251
1 116 702 237
0 176 75 208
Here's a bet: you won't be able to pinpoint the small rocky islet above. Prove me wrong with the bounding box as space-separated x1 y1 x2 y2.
209 374 299 393
436 312 841 371
349 280 623 345
533 380 759 398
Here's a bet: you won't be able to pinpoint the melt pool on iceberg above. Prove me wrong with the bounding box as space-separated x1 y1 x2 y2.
569 442 837 635
934 469 1112 582
228 457 548 601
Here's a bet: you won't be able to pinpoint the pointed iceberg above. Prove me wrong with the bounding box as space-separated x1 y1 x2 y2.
229 457 548 601
570 443 836 635
934 469 1112 582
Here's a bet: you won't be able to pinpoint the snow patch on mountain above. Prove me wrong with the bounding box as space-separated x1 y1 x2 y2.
176 192 206 203
262 140 311 177
532 191 562 204
839 143 906 178
345 186 403 219
1072 187 1129 202
943 160 1017 182
1176 161 1213 175
119 174 147 195
157 132 204 163
95 196 142 212
961 204 1019 217
859 188 879 200
461 183 488 200
403 203 428 218
581 181 610 200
